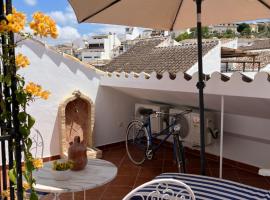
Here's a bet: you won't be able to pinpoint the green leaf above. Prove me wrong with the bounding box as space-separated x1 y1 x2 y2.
18 112 27 122
0 74 4 82
26 160 34 172
4 75 11 87
30 191 38 200
8 169 17 184
27 115 35 129
19 126 30 137
16 91 27 104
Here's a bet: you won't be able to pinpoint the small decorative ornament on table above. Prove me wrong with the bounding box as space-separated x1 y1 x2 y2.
68 136 87 171
51 160 73 181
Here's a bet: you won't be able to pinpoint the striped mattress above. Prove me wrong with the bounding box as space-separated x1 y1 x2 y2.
132 173 270 200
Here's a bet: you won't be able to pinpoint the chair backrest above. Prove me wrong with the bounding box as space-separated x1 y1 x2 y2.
30 129 44 159
123 178 196 200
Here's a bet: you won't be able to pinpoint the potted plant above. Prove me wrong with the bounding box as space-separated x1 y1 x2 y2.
51 160 73 181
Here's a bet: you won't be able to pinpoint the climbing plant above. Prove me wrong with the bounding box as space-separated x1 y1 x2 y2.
0 6 58 200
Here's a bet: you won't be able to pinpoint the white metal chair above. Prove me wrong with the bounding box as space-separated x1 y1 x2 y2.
123 178 196 200
26 129 48 200
30 128 44 159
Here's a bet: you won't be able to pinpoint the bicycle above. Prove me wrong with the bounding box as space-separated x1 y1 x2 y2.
125 108 192 173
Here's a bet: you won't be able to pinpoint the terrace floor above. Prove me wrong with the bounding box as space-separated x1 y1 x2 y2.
44 143 270 200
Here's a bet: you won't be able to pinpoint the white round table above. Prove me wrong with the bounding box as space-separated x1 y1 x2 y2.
33 159 117 200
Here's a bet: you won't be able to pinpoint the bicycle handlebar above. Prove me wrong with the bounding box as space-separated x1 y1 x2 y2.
154 109 192 117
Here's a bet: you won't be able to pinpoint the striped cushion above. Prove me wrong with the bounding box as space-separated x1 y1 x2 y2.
149 173 270 200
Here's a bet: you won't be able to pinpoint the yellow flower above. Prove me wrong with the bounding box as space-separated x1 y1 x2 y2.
40 90 51 100
25 82 51 100
25 82 41 96
23 181 30 190
16 53 30 68
2 9 26 33
1 189 10 198
32 158 43 169
30 12 58 38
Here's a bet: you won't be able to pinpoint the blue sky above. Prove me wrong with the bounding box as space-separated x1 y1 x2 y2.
14 0 127 44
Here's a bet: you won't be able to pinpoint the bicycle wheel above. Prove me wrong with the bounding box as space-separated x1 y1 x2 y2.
126 120 149 165
173 134 186 173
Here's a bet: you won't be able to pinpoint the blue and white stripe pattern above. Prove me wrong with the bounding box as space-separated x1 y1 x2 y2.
133 173 270 200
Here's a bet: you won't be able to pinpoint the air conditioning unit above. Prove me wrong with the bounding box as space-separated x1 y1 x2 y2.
135 103 169 133
170 108 217 147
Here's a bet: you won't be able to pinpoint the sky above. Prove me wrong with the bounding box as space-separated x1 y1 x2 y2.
14 0 129 44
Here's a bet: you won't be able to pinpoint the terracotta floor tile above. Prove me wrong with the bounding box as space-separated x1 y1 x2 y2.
101 185 133 199
239 178 270 190
207 160 234 169
134 177 153 187
210 168 240 182
110 175 137 187
40 144 270 200
186 168 211 176
163 166 179 173
237 170 263 180
117 164 140 176
138 167 163 178
141 159 163 168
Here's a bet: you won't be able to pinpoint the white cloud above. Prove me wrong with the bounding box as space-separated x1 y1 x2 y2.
57 26 81 41
47 6 77 26
97 24 126 34
24 0 37 6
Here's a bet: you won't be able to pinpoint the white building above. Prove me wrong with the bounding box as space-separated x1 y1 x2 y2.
209 23 238 34
81 34 121 66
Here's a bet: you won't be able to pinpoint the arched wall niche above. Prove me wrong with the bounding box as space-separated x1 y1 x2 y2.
58 90 95 157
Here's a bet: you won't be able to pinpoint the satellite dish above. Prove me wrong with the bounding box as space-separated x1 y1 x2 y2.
174 115 189 139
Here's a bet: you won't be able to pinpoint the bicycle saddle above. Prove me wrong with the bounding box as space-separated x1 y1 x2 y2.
138 108 155 116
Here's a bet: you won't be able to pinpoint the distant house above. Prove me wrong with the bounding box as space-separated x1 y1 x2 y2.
208 23 238 34
222 39 270 73
81 33 121 66
100 37 221 76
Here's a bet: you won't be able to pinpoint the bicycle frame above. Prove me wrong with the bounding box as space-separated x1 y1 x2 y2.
143 115 177 154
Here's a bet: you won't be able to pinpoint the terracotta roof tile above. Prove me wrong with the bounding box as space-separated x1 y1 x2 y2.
98 37 218 74
239 39 270 51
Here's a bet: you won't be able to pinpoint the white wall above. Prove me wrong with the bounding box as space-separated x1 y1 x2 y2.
205 112 270 168
186 42 221 75
16 39 139 158
221 39 238 49
94 86 141 146
16 39 102 158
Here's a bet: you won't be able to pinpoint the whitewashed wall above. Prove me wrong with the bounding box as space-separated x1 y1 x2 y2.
16 39 141 159
16 39 104 158
186 42 221 75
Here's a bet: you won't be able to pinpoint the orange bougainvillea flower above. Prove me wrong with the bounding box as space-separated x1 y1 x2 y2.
1 189 10 198
23 181 30 190
16 53 30 68
25 82 42 96
0 8 26 33
39 90 51 100
32 158 43 169
25 82 51 100
30 12 58 38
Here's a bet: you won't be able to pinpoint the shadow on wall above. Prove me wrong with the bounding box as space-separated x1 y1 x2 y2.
17 39 101 82
93 86 142 147
50 113 61 156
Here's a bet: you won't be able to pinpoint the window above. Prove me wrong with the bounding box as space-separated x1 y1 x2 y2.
89 43 104 49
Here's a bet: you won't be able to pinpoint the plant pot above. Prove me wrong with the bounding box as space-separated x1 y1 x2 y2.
51 169 71 181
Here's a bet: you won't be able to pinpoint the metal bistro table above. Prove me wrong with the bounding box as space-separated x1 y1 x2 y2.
33 159 117 200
